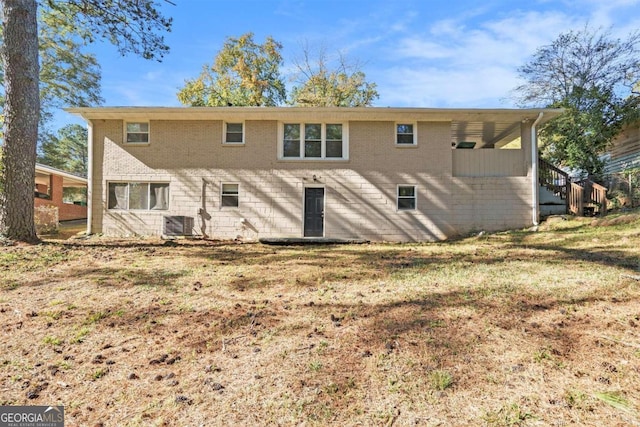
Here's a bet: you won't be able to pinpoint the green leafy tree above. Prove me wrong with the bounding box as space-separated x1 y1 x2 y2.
37 4 103 121
1 5 103 145
177 32 286 107
289 47 379 107
0 0 172 243
514 26 640 178
38 124 88 176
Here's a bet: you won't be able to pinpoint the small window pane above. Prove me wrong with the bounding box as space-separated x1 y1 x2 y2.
305 140 322 158
227 123 242 133
222 183 239 195
397 134 414 145
150 183 169 210
397 124 413 134
326 140 343 158
398 186 415 197
127 133 149 143
326 124 342 140
127 123 149 133
305 124 321 140
284 124 300 140
284 140 300 157
108 183 128 210
222 195 239 207
398 198 416 210
128 183 149 210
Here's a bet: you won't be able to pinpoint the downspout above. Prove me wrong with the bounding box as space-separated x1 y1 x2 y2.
86 120 93 236
531 112 543 226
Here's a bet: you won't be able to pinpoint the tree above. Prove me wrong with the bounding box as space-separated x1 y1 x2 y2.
0 0 172 243
514 26 640 178
37 4 103 123
38 124 88 176
1 0 40 243
289 46 379 107
177 32 286 107
1 5 103 143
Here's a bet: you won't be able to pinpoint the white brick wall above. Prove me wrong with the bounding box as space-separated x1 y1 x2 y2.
90 118 534 241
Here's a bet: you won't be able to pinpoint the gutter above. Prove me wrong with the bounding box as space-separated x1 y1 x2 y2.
531 112 544 226
86 121 93 236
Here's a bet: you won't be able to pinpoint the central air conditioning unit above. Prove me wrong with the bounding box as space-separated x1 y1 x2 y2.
163 215 194 237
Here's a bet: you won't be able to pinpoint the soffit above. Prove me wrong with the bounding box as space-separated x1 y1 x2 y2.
451 120 523 148
66 106 563 126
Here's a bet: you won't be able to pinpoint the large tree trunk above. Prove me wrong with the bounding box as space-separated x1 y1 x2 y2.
0 0 40 243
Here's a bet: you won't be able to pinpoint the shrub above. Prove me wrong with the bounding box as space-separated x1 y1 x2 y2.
35 205 58 235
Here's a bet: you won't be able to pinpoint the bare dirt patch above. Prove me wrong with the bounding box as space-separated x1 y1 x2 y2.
1 215 640 426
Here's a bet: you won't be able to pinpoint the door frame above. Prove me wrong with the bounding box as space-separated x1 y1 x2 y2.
302 185 325 237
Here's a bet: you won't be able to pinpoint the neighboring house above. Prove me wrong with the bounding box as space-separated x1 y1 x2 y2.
67 107 561 242
603 121 640 175
35 163 88 221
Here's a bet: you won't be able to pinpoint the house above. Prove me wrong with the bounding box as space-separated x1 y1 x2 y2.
604 121 640 175
603 121 640 207
35 163 88 221
66 107 562 242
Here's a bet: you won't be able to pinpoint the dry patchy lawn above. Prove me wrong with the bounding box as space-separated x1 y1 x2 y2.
1 213 640 426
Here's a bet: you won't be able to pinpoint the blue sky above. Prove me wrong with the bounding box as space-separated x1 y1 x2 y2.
60 0 640 125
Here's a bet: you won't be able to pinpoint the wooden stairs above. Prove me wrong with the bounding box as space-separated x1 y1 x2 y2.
538 159 608 217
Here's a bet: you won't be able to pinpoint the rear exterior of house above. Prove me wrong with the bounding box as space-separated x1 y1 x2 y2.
68 107 561 242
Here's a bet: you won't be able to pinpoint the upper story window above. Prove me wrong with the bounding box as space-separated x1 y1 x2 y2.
397 185 417 210
224 122 244 144
108 182 169 210
125 122 149 144
280 122 348 160
396 123 416 146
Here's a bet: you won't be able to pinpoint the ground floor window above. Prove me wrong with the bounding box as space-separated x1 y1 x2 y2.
397 185 416 210
108 182 169 210
221 183 239 207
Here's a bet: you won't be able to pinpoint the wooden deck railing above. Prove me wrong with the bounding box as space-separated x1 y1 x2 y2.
570 180 607 216
539 158 570 213
539 158 607 217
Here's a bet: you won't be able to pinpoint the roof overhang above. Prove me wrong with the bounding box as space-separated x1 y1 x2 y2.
66 106 563 149
35 163 87 188
66 106 563 124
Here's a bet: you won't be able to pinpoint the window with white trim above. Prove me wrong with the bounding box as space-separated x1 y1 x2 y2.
108 182 169 210
397 185 416 210
221 183 239 208
224 122 244 144
125 122 149 144
281 122 347 159
396 123 416 145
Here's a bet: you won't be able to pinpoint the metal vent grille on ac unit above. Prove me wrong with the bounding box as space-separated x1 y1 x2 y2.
163 216 194 236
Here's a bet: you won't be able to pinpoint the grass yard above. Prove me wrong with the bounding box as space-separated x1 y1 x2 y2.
1 212 640 426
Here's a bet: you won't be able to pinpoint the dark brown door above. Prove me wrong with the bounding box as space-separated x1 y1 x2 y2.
304 188 324 237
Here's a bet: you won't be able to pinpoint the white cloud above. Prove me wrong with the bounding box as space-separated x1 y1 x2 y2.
376 9 589 107
379 65 521 107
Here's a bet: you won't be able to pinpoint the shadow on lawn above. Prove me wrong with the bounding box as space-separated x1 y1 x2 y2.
81 275 637 371
23 232 640 292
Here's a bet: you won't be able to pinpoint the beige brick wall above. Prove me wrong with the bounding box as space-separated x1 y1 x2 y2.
90 118 534 241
